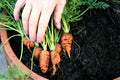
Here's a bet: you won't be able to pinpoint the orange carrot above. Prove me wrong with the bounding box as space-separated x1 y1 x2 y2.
26 41 34 50
61 33 73 58
34 47 42 59
52 65 56 75
51 51 61 75
23 38 34 50
23 38 29 46
39 50 50 73
55 43 62 54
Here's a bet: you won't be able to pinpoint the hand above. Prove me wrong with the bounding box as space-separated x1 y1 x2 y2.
14 0 66 43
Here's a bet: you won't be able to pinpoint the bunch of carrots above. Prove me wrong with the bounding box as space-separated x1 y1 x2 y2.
1 0 110 77
22 16 73 75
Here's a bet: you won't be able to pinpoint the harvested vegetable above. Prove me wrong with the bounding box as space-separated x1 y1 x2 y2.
33 47 42 59
61 33 73 57
61 16 73 58
39 50 50 73
55 43 62 54
23 38 34 50
39 34 50 73
46 16 62 75
23 38 29 46
51 51 61 75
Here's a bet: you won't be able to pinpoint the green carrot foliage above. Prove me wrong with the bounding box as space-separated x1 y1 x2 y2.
63 0 110 22
0 63 28 80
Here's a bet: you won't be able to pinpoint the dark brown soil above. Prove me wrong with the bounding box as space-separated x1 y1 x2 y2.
8 2 120 80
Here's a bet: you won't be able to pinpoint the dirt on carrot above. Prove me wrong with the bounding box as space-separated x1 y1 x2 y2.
61 33 73 58
51 51 61 75
34 47 42 59
39 50 50 73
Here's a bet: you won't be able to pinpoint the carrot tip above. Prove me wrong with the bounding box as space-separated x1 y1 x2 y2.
52 65 57 75
27 43 32 52
68 53 71 58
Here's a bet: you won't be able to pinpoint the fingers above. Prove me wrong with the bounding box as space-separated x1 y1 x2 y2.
14 0 26 20
37 0 57 43
37 11 51 43
29 5 41 42
22 0 32 35
14 0 65 43
54 0 66 29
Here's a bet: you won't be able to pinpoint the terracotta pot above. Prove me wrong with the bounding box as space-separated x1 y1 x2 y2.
0 27 48 80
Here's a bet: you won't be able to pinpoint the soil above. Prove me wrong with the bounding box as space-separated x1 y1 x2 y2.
8 2 120 80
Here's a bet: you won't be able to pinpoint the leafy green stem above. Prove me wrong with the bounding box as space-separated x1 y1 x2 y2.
61 16 70 33
71 6 90 21
19 36 24 61
46 16 62 51
41 36 47 50
0 22 20 33
29 47 35 76
16 20 26 37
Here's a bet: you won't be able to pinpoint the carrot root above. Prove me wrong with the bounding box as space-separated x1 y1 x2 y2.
34 47 42 59
61 33 73 58
39 50 50 73
23 38 34 51
51 51 61 75
23 38 29 46
52 65 56 75
55 43 62 54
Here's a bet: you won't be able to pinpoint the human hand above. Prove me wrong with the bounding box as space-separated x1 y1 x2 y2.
14 0 66 43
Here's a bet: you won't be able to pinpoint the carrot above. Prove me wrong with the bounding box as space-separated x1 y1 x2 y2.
26 41 34 50
51 51 61 75
28 41 34 48
61 16 73 58
34 47 42 59
39 50 50 73
52 65 56 75
61 33 73 58
23 38 29 46
55 43 62 54
23 38 34 50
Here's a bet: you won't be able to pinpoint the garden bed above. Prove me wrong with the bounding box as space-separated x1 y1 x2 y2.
8 2 120 80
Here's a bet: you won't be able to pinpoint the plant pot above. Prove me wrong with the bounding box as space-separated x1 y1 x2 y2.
0 26 48 80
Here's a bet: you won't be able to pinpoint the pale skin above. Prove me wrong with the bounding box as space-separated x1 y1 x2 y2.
14 0 66 43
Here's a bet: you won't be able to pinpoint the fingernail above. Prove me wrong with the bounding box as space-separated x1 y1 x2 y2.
30 37 35 42
37 38 41 43
25 30 29 35
14 16 19 21
57 23 61 29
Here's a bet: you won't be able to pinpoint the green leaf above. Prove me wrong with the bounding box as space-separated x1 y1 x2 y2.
91 2 110 9
7 63 17 78
63 0 110 23
0 73 6 79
